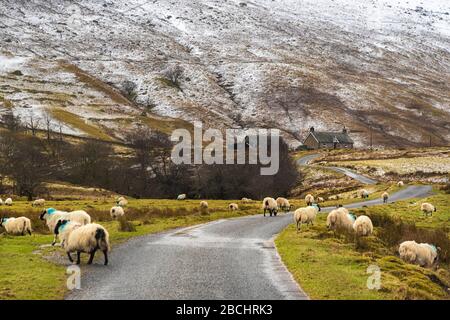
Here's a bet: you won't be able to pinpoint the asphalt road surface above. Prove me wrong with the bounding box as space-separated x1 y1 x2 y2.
67 184 432 300
297 153 377 184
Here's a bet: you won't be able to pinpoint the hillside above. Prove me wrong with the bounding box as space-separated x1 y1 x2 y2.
0 0 449 147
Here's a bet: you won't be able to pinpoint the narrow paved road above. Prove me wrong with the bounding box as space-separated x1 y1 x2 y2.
67 184 432 300
297 153 377 184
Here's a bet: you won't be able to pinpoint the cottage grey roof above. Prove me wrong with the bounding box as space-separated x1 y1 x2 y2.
309 131 354 144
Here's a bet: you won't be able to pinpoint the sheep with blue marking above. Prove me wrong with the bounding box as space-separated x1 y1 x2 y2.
398 240 439 268
293 204 320 232
0 217 32 236
55 220 110 265
53 219 82 248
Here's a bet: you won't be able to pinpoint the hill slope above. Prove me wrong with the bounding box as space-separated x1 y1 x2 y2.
0 0 449 146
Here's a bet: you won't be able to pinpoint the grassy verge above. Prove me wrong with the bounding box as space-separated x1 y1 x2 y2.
276 192 450 300
0 199 261 300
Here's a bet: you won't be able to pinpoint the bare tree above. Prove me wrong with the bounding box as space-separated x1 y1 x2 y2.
162 65 183 89
44 114 52 140
26 113 41 136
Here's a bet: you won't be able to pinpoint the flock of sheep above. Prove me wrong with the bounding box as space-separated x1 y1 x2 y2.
0 188 441 269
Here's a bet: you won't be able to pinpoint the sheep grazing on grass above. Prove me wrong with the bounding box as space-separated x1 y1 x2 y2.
421 203 436 217
229 203 239 211
353 215 373 237
177 194 186 200
359 189 369 199
53 219 82 248
326 207 354 232
56 220 110 265
32 199 45 207
241 197 252 203
328 195 338 201
5 198 12 206
40 208 92 245
110 206 125 219
317 197 324 203
0 217 32 236
262 197 278 217
116 196 128 207
293 204 320 232
397 181 404 187
200 201 209 209
0 199 3 206
304 194 314 206
382 192 389 204
398 240 439 268
276 197 292 212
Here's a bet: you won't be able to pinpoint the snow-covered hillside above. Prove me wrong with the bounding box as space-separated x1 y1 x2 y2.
0 0 449 146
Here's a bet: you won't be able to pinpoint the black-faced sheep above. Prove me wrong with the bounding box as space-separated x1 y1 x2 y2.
0 217 32 235
110 206 125 219
397 181 404 187
359 189 369 199
353 215 373 237
317 197 324 203
421 203 436 217
398 240 439 268
382 192 389 204
262 197 278 217
276 197 292 212
229 203 239 211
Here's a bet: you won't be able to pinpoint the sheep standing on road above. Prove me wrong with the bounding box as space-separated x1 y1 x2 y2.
382 192 389 204
229 203 239 211
421 203 436 217
5 198 12 206
0 217 32 236
398 240 439 268
262 197 278 217
32 199 45 207
353 215 373 237
56 220 110 265
304 194 314 206
276 197 291 212
177 194 186 200
110 206 125 219
293 205 320 232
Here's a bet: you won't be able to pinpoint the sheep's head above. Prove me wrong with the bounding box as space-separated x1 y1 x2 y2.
0 218 6 227
40 208 56 220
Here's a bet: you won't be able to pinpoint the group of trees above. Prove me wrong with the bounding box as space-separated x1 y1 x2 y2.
0 113 300 200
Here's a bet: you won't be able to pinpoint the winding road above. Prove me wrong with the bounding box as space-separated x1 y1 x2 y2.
67 156 433 300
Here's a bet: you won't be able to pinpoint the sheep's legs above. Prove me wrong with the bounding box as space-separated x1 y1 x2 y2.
67 253 74 263
296 221 300 232
52 234 58 246
28 230 32 236
88 250 97 264
76 252 81 265
103 250 108 266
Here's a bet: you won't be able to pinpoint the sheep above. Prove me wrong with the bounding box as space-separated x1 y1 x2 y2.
110 206 125 219
57 221 110 265
0 217 32 236
293 205 320 232
229 203 239 211
53 219 82 248
359 189 369 199
40 208 91 245
200 201 209 209
328 195 338 201
398 240 439 268
262 197 278 217
117 197 128 207
397 181 404 187
326 207 354 232
352 215 373 237
177 194 186 200
421 203 436 217
276 197 292 212
317 197 324 203
382 192 389 204
5 198 12 206
304 194 314 206
32 198 45 207
241 197 252 203
0 199 3 206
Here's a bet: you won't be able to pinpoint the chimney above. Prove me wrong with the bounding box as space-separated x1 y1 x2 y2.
310 126 315 132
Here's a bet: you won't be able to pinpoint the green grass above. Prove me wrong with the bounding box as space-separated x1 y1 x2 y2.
0 198 261 300
276 191 450 300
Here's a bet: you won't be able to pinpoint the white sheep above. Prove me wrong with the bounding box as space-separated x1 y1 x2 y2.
326 207 354 232
40 208 91 245
262 197 278 217
353 215 373 237
241 197 252 203
117 197 128 207
421 203 436 217
328 195 338 201
397 181 404 187
32 198 45 207
53 219 82 248
317 197 324 203
177 194 186 200
62 222 110 265
5 198 12 206
229 203 239 211
0 217 32 235
276 197 291 212
293 205 320 232
0 198 3 206
382 192 389 204
110 206 125 219
359 189 369 199
304 194 314 206
398 240 439 268
200 201 209 209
